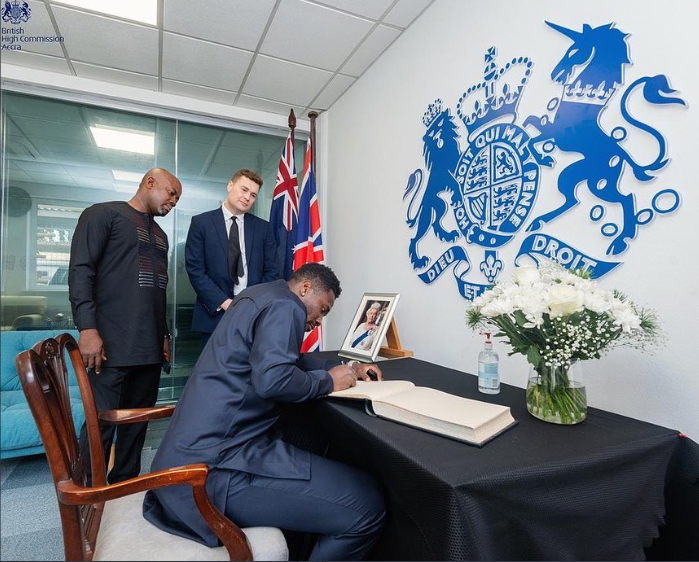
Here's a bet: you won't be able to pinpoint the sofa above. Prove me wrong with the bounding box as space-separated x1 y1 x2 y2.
1 329 83 459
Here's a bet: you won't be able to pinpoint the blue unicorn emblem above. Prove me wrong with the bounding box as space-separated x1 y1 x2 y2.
524 22 685 256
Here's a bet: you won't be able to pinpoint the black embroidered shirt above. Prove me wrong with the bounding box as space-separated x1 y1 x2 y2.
69 201 168 366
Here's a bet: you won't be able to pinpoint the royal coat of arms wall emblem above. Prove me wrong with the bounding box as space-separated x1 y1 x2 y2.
403 21 686 300
2 0 31 24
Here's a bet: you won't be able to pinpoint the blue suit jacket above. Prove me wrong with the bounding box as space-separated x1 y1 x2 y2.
185 208 278 333
143 280 338 546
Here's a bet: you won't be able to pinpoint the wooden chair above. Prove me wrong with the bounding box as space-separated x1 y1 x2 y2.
15 333 288 561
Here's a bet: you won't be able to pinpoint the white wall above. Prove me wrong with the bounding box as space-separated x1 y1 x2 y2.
323 0 699 438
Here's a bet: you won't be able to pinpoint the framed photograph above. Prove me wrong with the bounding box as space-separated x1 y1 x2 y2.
339 293 400 362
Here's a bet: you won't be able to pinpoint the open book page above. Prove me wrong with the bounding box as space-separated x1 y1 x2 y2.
327 382 516 445
373 387 509 428
371 387 515 445
329 380 415 401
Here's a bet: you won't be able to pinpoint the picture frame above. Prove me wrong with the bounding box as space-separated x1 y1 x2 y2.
339 293 401 363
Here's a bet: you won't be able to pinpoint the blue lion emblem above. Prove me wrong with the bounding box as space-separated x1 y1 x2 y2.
403 21 686 300
403 99 461 270
524 22 686 256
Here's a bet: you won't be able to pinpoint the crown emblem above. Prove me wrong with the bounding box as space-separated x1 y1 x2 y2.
422 99 443 127
457 48 532 139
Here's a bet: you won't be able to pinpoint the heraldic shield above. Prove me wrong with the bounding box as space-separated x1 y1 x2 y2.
455 123 540 246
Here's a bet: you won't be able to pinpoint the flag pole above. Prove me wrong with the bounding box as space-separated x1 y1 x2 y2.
288 108 296 146
308 110 318 171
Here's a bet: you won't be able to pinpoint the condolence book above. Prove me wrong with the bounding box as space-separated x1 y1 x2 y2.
328 380 516 446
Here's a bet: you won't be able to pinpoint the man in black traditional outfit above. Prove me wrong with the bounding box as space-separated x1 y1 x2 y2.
69 168 182 483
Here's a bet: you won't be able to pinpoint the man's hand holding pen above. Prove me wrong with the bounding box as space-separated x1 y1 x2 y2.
329 360 384 391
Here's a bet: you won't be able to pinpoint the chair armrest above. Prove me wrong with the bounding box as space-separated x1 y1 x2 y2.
56 464 209 504
99 405 175 425
56 464 252 561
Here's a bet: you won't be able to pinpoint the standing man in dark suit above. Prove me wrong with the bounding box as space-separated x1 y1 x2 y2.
185 169 278 343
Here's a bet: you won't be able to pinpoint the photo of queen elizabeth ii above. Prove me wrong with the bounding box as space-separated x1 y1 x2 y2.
340 293 400 362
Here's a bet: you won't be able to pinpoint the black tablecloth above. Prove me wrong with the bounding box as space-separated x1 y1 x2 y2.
308 354 697 561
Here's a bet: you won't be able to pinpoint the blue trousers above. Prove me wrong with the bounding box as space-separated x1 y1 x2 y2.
224 451 386 561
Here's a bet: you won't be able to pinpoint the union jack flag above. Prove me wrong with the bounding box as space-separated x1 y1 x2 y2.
270 132 299 280
294 138 325 352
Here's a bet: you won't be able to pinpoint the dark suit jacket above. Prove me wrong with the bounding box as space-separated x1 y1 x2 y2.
185 208 278 333
142 280 339 546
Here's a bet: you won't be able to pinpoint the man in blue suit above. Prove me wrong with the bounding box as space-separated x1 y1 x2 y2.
185 169 278 342
144 264 386 560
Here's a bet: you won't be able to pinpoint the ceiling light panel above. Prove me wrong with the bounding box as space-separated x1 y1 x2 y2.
111 170 144 183
52 0 157 25
90 125 155 155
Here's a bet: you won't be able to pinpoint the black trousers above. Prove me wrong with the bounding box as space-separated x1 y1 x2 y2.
79 364 162 484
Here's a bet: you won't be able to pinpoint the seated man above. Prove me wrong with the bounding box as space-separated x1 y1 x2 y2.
144 264 386 561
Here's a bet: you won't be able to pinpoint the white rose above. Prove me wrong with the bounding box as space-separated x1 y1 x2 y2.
513 266 540 286
548 284 583 317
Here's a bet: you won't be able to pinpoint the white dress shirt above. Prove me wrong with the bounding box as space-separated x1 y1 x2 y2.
222 204 248 296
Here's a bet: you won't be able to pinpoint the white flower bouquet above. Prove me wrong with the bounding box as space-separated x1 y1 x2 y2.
466 260 661 423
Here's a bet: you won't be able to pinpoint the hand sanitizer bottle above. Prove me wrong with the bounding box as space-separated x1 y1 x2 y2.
478 332 500 394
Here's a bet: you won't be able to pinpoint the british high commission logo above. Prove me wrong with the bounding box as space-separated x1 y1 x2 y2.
2 0 30 24
2 0 64 50
403 21 686 300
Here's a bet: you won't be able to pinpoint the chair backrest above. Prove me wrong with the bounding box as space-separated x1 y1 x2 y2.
15 333 106 560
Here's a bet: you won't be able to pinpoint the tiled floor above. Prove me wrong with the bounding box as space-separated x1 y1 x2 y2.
0 419 167 561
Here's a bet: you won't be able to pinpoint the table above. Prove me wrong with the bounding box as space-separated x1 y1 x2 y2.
309 354 698 561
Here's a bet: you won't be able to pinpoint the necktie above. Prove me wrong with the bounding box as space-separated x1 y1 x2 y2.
228 216 244 284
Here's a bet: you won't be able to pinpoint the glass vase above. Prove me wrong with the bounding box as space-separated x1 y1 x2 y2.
526 361 587 424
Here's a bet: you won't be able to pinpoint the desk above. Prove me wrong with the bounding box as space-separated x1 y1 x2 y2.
310 354 698 561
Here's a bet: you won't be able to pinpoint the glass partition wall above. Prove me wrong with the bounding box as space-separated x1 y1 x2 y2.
1 91 305 402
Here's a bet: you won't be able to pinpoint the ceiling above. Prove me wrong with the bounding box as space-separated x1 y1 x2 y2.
3 90 320 213
1 0 434 117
